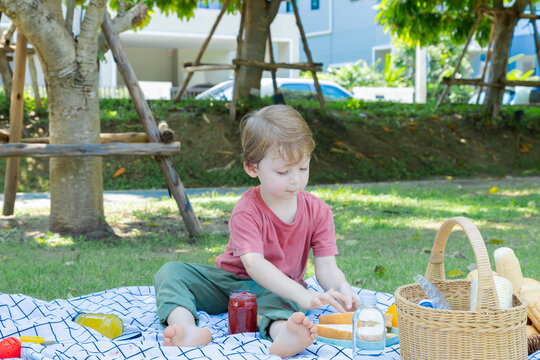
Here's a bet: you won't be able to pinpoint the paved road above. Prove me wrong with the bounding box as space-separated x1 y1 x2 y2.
1 176 539 209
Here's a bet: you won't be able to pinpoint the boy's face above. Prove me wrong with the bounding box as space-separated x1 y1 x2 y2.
245 149 310 202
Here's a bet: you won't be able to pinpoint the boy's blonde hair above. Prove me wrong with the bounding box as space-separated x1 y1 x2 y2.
241 105 315 167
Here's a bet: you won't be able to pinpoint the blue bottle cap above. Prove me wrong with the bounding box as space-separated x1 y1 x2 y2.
418 299 434 308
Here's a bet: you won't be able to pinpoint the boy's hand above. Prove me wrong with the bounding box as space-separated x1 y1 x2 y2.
335 283 361 312
301 288 348 313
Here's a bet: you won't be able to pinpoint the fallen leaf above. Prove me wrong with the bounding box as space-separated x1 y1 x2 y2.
488 186 500 194
519 142 531 152
112 168 125 178
333 141 344 146
330 147 347 154
492 154 498 163
448 270 464 278
374 265 387 278
355 152 366 159
445 176 454 180
202 113 211 124
202 221 212 226
381 126 392 132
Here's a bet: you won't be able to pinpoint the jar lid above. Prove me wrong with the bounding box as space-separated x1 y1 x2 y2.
359 293 377 306
229 290 257 300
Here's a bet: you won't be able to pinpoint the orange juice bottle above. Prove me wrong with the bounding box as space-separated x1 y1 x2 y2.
74 313 124 339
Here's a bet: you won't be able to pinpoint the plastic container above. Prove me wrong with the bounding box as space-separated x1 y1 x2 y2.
352 294 386 359
0 337 21 359
228 290 257 334
413 274 450 310
73 313 124 339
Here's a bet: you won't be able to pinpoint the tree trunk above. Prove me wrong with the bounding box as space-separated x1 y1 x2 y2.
484 14 518 116
46 67 111 236
484 0 528 116
0 48 12 99
236 0 281 99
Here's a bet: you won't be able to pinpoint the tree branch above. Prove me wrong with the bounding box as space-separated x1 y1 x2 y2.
0 0 76 77
0 23 15 45
77 0 106 79
267 0 282 20
65 0 76 34
97 2 149 54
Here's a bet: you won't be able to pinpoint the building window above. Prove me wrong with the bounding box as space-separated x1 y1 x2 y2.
286 2 292 12
311 0 320 10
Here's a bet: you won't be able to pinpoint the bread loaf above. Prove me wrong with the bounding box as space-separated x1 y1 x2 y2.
520 281 540 332
527 324 540 337
315 323 397 341
318 312 393 328
493 247 524 295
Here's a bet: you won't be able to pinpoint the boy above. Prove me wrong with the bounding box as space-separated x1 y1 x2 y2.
154 105 360 358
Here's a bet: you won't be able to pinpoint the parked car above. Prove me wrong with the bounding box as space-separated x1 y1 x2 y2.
195 78 353 101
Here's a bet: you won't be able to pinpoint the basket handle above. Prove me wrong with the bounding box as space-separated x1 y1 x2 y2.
425 216 500 310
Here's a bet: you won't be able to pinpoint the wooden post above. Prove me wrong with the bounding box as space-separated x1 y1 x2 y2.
476 24 495 104
291 0 327 111
172 0 231 102
102 13 202 237
267 28 279 96
28 54 42 110
3 33 27 216
230 1 246 122
436 13 483 108
528 0 540 73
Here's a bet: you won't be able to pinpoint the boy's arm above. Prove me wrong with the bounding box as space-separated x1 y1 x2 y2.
240 252 346 312
314 255 360 312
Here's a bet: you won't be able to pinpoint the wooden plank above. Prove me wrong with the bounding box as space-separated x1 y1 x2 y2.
442 77 540 87
172 0 231 102
291 0 326 111
182 63 236 72
229 0 246 122
232 59 322 72
3 32 27 216
28 55 42 110
158 121 175 143
102 13 202 237
0 142 180 158
1 132 150 144
436 13 483 108
0 44 34 54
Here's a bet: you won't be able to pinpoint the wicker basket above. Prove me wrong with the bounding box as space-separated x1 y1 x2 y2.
395 217 528 360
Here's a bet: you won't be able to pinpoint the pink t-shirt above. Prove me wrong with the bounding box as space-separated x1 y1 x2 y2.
215 186 338 286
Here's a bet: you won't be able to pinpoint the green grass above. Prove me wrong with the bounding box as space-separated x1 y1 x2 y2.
0 180 538 301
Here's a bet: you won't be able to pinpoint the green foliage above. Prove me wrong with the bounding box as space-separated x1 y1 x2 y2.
375 0 492 47
393 40 475 103
310 54 407 90
140 0 241 20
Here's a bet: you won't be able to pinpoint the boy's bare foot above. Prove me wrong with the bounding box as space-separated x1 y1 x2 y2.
162 324 212 347
269 312 318 358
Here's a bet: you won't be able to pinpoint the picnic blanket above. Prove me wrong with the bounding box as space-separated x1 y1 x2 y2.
1 277 538 360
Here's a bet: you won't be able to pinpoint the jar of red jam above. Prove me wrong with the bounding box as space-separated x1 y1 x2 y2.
228 290 257 334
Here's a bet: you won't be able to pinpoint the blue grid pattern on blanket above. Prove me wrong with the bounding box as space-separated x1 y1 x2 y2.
0 277 538 360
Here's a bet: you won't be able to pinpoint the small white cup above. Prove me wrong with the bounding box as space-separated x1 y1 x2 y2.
470 275 513 311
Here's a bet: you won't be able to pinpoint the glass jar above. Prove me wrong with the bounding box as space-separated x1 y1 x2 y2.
352 294 386 359
228 290 257 334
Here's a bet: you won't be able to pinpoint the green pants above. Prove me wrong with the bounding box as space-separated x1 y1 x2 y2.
154 261 306 340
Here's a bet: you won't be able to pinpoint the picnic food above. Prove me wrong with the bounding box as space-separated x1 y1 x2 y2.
73 313 124 339
528 324 540 337
493 247 540 333
317 310 394 340
494 247 524 295
315 323 398 341
228 290 257 334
